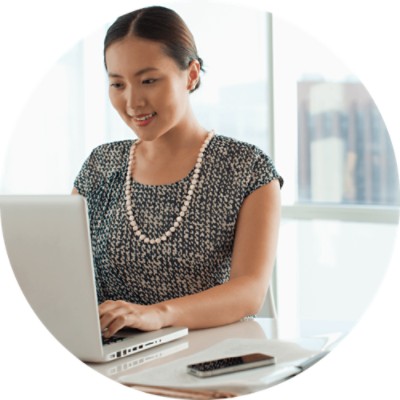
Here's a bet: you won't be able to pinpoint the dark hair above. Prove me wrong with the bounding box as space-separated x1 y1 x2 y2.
104 6 205 93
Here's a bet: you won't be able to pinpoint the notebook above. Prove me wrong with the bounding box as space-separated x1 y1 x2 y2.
0 195 188 363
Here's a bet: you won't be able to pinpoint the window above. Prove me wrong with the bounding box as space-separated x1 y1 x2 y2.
273 16 399 335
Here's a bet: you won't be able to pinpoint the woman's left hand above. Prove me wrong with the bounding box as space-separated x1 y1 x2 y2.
98 300 166 338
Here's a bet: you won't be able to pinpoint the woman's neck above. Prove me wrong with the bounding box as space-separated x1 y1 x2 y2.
138 119 208 161
130 115 211 186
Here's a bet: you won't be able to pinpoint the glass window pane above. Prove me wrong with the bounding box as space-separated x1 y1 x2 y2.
273 16 399 337
277 218 398 335
273 18 399 206
298 80 399 205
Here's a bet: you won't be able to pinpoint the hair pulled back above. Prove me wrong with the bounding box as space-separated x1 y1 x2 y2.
104 6 204 93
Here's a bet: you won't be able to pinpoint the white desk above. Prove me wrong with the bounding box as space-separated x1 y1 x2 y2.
88 318 345 397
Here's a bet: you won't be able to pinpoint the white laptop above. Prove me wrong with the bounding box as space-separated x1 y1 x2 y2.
0 195 188 363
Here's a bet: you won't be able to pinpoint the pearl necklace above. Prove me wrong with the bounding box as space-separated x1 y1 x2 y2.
125 130 215 244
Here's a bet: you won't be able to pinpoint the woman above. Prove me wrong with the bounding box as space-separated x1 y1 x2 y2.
72 6 283 338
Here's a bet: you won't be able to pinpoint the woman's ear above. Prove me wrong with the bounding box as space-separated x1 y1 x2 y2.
187 60 201 91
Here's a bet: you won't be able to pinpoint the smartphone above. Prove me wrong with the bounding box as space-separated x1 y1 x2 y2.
187 353 276 378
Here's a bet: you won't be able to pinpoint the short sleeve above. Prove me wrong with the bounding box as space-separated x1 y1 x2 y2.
244 149 284 198
73 149 102 198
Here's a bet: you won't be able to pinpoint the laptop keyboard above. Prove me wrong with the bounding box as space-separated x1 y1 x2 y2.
102 335 126 345
102 327 142 345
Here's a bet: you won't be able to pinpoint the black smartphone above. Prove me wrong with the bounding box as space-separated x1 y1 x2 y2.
187 353 276 378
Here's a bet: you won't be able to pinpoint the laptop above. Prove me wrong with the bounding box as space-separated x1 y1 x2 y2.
0 195 188 363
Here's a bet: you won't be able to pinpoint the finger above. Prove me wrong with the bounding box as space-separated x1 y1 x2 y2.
104 312 138 338
99 300 131 324
98 300 124 316
100 305 130 335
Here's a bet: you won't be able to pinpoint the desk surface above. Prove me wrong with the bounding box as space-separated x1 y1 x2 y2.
88 318 346 397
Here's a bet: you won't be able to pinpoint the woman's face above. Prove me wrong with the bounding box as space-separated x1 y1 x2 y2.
105 36 199 142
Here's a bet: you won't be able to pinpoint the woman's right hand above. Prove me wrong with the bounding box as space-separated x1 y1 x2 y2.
98 300 168 338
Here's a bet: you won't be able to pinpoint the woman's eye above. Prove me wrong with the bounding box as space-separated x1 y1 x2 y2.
142 79 157 85
110 82 124 89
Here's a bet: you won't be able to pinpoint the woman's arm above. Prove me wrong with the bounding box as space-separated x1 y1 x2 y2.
99 179 281 336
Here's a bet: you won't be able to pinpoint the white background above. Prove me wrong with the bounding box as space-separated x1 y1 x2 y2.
0 0 399 399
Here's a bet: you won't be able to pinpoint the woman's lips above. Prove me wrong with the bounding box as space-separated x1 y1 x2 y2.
133 112 157 127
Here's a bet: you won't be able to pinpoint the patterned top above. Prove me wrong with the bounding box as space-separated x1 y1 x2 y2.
74 134 283 305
